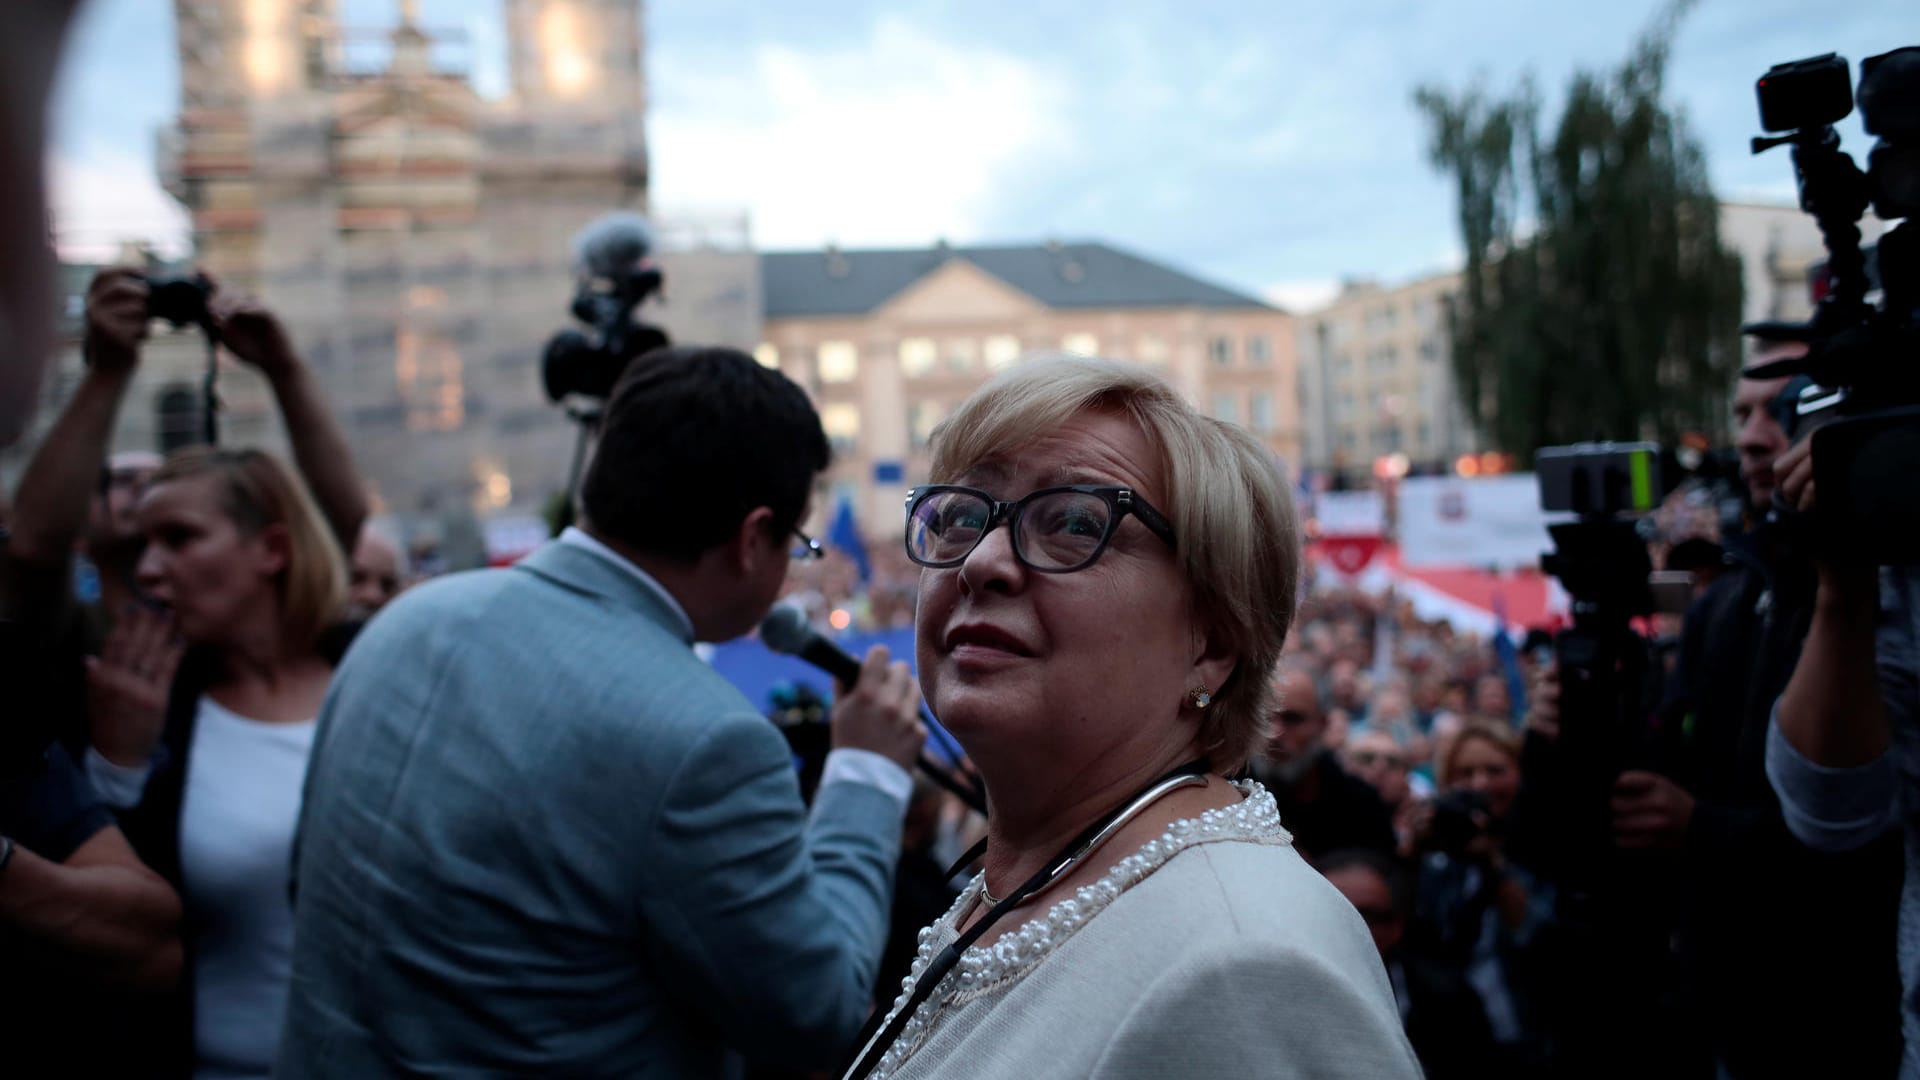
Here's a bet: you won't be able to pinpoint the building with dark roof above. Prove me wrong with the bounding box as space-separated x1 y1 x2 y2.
754 240 1300 531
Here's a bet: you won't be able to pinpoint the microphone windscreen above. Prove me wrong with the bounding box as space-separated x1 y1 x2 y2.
759 602 814 656
573 211 655 279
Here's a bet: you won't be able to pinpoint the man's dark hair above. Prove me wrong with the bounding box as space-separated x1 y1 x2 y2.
580 345 829 561
1319 847 1412 919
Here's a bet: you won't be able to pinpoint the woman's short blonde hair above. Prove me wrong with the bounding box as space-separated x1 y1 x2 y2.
153 447 347 652
1437 720 1522 789
927 355 1301 772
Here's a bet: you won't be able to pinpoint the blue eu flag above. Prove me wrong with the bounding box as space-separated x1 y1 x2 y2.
828 495 872 585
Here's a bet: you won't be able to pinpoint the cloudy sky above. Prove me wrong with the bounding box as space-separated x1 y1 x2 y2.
49 0 1911 310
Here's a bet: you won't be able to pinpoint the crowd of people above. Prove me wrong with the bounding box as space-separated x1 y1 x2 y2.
0 260 1914 1080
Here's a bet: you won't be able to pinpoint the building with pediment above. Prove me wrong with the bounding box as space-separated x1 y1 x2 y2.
143 0 756 522
756 243 1301 528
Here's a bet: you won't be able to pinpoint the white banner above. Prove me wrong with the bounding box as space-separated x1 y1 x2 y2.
1313 490 1385 537
1397 475 1551 570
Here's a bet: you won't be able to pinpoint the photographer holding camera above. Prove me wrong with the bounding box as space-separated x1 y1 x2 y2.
1410 721 1557 1075
1518 342 1905 1078
2 266 367 1078
1766 451 1920 1080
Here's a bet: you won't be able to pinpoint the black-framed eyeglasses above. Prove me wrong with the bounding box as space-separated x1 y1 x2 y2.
903 484 1177 573
791 527 825 561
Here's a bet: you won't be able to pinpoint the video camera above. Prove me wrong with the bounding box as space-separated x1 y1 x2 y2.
540 212 671 405
540 212 672 533
1744 48 1920 565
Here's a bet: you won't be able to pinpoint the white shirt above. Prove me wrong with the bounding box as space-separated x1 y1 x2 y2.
88 697 317 1080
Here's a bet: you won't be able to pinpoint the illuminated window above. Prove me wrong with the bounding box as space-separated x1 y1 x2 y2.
754 343 780 370
817 341 859 383
474 460 513 511
910 401 945 449
983 335 1021 372
541 2 596 97
397 325 465 432
899 338 937 378
822 403 860 452
1137 336 1168 367
245 0 291 94
1061 332 1098 357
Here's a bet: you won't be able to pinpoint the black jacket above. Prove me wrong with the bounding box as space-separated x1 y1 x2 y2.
1266 753 1398 863
1660 538 1904 1078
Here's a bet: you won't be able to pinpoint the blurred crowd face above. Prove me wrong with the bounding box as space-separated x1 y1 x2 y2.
1447 734 1521 823
1346 730 1410 807
135 474 285 646
1733 343 1804 511
1324 862 1403 961
92 450 161 551
914 412 1208 770
1264 668 1327 783
348 530 404 617
1472 674 1512 721
1328 659 1364 711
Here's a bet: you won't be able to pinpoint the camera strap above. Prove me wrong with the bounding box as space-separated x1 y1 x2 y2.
841 758 1211 1080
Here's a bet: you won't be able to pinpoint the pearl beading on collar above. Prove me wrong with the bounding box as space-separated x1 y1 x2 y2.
863 780 1292 1079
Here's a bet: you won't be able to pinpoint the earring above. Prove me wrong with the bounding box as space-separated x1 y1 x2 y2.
1189 687 1214 709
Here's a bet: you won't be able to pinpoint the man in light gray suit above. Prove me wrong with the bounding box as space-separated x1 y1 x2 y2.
277 346 926 1077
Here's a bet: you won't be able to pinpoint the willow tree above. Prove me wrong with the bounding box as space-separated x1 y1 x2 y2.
1415 1 1744 455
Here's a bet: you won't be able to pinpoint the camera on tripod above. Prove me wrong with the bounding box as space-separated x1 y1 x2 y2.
1744 48 1920 565
540 211 672 405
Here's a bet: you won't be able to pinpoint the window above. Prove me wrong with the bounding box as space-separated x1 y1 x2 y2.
1249 392 1275 434
1209 336 1233 366
899 337 937 378
1137 336 1169 367
984 335 1021 371
753 343 780 370
818 341 859 383
396 325 465 432
1419 337 1442 363
945 339 977 373
1341 430 1360 452
1062 332 1098 357
1212 392 1238 424
1247 336 1271 366
822 402 860 452
909 401 945 449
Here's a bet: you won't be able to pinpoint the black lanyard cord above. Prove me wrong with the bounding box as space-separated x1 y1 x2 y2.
842 759 1212 1080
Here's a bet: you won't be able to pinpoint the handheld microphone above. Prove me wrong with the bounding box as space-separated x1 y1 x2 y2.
759 603 985 814
760 603 864 685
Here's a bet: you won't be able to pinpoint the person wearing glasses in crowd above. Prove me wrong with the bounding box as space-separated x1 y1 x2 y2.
844 357 1417 1080
279 346 928 1078
1346 728 1422 856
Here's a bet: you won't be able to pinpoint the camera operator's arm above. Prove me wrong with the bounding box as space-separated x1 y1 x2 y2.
1765 437 1903 852
0 826 181 990
208 287 366 553
2 269 147 618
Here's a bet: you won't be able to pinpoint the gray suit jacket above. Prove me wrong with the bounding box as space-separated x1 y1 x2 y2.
277 542 903 1078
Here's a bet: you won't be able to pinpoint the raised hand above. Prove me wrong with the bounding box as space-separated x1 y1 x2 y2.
88 607 187 767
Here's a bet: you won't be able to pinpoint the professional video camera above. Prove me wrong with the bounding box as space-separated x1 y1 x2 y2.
540 211 671 405
540 212 672 532
1743 48 1920 564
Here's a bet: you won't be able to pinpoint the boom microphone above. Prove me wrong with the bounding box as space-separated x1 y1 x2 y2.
759 603 985 814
